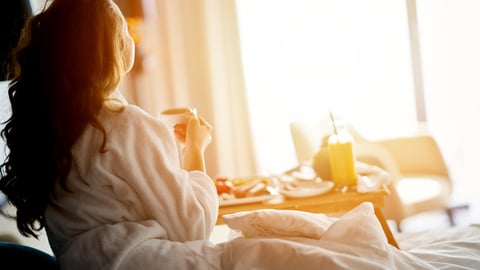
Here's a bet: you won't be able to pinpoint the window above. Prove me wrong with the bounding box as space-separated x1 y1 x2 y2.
236 0 418 173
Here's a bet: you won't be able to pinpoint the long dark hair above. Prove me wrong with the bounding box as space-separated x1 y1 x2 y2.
0 0 131 237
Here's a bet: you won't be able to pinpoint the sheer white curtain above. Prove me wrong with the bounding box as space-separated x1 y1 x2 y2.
121 0 258 178
416 0 480 209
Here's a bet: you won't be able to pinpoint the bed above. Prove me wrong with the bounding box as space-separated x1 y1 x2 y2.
3 202 478 269
210 202 480 270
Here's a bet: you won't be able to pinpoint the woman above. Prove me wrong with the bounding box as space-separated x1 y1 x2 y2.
0 0 220 269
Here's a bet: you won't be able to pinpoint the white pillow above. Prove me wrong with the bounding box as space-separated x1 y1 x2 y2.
222 209 337 239
320 202 387 248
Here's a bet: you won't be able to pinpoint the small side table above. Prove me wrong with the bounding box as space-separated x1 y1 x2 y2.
217 185 399 249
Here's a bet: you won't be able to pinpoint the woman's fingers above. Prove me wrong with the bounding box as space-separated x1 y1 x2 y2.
172 112 212 147
198 116 212 132
186 114 212 150
173 123 187 142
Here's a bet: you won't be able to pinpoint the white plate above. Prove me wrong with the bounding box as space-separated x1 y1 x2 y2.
279 181 334 198
219 194 276 207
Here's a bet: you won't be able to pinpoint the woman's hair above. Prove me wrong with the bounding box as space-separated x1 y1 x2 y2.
0 0 132 237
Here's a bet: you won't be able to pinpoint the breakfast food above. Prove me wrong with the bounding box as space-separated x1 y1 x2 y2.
215 177 271 200
244 182 270 197
215 177 234 195
232 181 259 198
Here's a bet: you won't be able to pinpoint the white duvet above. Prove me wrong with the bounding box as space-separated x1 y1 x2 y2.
44 103 480 270
219 202 480 270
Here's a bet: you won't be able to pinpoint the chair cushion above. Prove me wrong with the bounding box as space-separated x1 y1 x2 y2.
396 175 451 214
0 242 58 269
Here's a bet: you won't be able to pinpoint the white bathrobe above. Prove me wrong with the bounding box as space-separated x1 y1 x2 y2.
45 104 222 269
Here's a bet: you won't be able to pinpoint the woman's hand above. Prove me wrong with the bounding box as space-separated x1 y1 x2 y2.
174 112 212 172
173 112 211 147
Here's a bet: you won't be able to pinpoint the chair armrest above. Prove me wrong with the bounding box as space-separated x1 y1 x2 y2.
355 142 402 181
375 135 450 176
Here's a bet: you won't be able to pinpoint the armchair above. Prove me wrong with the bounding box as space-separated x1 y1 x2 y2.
290 118 467 231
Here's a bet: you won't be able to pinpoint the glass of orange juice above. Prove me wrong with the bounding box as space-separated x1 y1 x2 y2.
327 119 357 191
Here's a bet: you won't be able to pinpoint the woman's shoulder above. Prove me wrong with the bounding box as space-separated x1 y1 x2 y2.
93 104 174 151
102 104 164 130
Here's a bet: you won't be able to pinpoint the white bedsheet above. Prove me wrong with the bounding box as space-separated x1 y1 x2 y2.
215 202 480 270
47 199 480 269
397 224 480 269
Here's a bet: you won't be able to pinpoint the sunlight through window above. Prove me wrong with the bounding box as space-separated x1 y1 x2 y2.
236 0 418 173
